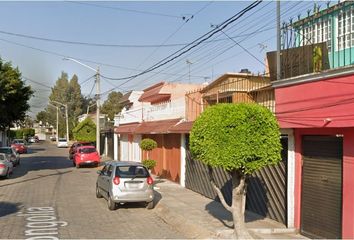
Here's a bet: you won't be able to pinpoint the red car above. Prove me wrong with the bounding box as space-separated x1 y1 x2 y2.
69 141 94 160
11 139 28 154
73 146 100 168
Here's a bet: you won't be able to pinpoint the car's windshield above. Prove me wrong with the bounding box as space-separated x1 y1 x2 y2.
79 148 96 154
115 165 149 178
0 148 12 154
59 139 67 142
14 140 25 144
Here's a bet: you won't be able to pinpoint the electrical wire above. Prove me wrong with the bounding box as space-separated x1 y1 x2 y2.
100 0 263 95
66 1 183 19
162 1 309 84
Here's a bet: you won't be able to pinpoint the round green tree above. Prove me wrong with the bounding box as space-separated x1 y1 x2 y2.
140 138 157 170
72 117 96 142
190 103 282 239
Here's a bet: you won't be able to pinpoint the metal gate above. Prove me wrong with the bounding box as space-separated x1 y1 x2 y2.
301 136 342 239
185 135 287 224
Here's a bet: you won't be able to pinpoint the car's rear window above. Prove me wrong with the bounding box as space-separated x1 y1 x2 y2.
79 148 96 154
59 139 67 142
115 165 149 178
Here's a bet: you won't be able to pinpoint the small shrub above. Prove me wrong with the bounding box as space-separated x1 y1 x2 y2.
140 138 157 151
142 159 157 170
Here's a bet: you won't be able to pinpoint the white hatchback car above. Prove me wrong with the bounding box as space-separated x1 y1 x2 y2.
57 138 68 148
96 161 154 210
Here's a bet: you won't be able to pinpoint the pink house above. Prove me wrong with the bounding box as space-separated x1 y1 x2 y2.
274 66 354 239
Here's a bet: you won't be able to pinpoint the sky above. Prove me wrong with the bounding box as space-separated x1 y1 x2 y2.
0 0 328 117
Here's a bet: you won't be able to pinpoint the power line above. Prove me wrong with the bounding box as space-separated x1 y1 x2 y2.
161 1 307 84
131 1 275 87
66 1 183 19
0 27 275 49
125 0 214 85
101 0 263 92
219 29 266 67
79 75 96 85
0 37 210 80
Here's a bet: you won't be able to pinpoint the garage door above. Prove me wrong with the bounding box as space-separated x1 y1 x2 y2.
301 136 342 239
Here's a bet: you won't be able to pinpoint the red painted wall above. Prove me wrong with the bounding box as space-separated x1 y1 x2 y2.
293 128 354 238
275 75 354 128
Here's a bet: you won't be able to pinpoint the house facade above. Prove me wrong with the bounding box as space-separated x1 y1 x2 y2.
114 83 202 183
169 72 296 226
274 66 354 239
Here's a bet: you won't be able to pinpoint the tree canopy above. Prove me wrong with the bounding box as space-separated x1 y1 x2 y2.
0 58 33 130
72 117 96 142
190 103 282 238
190 103 282 175
46 72 84 138
101 91 123 121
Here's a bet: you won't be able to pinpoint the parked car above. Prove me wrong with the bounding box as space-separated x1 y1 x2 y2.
69 141 94 160
73 146 100 168
11 139 28 154
96 161 154 210
0 153 13 179
50 136 56 142
57 138 68 148
28 136 39 143
0 147 20 166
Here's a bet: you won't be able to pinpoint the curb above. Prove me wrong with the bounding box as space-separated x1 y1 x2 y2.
154 201 217 239
249 227 297 234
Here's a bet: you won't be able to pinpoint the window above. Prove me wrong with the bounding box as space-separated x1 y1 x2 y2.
300 18 331 49
115 165 149 178
79 147 97 154
338 8 354 50
107 165 113 177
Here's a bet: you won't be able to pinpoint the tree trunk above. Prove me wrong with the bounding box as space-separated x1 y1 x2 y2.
231 171 252 239
207 167 252 239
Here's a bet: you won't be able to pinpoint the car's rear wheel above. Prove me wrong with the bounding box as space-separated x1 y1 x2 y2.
5 169 10 179
96 185 102 198
107 195 116 211
146 201 154 210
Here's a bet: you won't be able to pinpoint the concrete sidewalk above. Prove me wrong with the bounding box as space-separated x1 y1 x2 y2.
152 176 307 239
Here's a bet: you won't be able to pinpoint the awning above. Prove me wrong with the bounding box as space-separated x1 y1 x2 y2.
135 118 181 134
114 122 141 134
169 121 194 133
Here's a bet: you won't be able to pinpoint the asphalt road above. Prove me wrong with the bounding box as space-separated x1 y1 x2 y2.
0 141 186 239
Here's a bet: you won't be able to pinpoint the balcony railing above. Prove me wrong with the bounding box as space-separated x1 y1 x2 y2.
116 98 186 125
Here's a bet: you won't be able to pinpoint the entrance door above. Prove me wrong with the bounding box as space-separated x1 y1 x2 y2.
301 136 342 239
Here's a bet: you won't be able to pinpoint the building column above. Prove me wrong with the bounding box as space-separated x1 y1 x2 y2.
180 134 186 187
282 128 295 228
114 133 118 161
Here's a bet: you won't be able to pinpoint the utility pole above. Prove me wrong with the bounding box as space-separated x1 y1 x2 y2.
63 57 101 155
48 103 59 143
50 101 68 142
65 104 69 142
277 0 281 80
56 106 58 143
186 60 193 83
96 67 101 155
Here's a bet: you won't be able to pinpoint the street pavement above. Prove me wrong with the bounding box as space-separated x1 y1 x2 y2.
0 141 308 240
0 141 186 239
